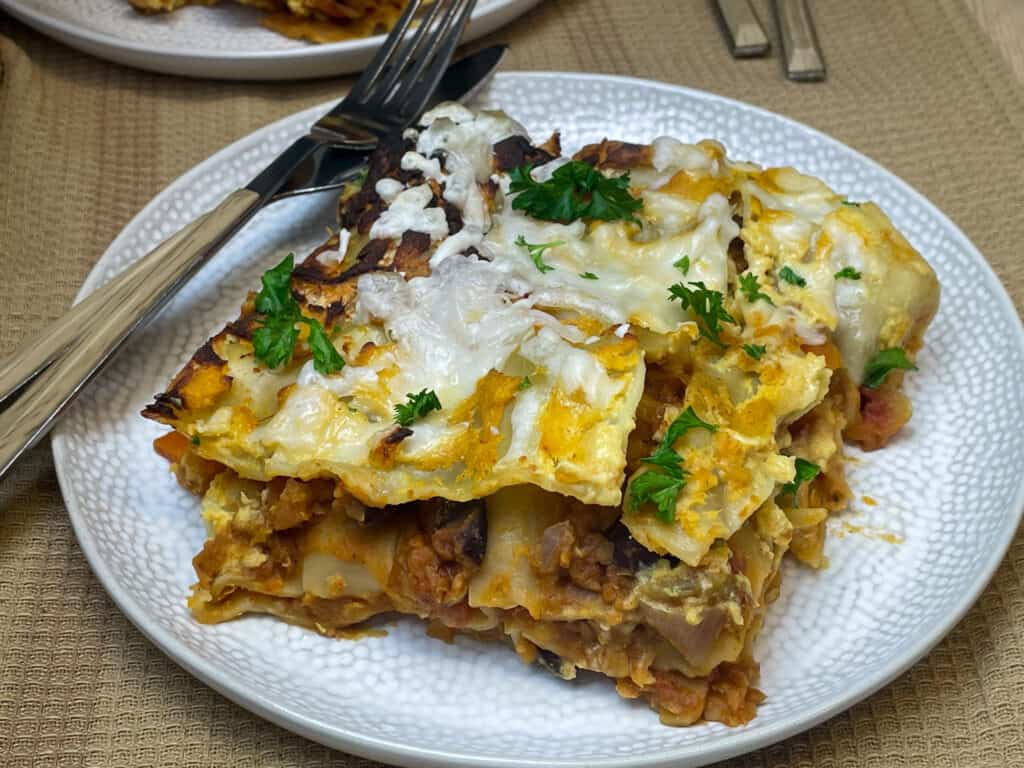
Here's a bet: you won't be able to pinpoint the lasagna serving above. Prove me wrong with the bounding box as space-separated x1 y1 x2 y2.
144 103 939 725
127 0 410 44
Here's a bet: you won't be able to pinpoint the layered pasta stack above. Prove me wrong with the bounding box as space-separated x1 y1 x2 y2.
145 103 939 724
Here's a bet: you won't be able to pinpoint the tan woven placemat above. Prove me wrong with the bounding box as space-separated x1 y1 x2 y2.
2 1 1023 765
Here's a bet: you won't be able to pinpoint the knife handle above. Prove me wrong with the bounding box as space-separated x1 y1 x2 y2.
0 215 210 405
714 0 770 58
0 187 261 480
774 0 826 81
0 133 327 408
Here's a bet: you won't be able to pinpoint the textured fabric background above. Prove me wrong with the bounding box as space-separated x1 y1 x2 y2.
1 1 1023 766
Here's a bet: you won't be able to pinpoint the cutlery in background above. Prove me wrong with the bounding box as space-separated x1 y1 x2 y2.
714 0 770 57
774 0 826 81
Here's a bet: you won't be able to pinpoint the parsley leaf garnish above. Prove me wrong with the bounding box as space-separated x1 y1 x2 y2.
739 273 774 305
394 389 442 427
779 458 821 498
305 322 346 374
191 434 201 446
834 266 862 280
508 161 643 224
644 406 718 468
252 254 345 375
667 281 736 347
630 468 688 523
515 235 561 273
841 200 861 207
862 347 917 389
778 266 807 287
255 255 294 315
742 343 767 360
519 376 532 390
674 255 690 275
579 271 600 280
253 313 299 369
629 406 718 522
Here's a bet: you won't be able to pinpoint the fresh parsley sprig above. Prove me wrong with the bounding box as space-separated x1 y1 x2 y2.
674 255 690 275
252 254 345 374
514 235 562 273
742 343 767 360
739 273 774 305
630 469 688 523
778 266 807 287
834 266 862 280
394 389 442 427
668 281 736 347
629 406 718 522
508 161 643 224
779 458 821 499
579 271 600 280
862 347 916 389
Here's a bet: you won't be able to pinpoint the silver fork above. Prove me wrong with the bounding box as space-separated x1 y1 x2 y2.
0 0 478 479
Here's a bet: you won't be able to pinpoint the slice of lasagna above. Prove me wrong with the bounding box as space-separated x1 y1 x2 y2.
127 0 414 44
144 103 939 725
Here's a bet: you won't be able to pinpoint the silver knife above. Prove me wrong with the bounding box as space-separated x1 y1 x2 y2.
0 43 506 480
714 0 770 58
774 0 826 81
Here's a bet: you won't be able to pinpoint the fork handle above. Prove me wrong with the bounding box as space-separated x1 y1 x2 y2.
0 188 261 480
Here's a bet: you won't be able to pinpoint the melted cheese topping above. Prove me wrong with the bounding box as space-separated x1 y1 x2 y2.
173 104 937 550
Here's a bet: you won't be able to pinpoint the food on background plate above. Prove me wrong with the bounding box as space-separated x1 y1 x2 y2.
144 102 939 725
127 0 411 44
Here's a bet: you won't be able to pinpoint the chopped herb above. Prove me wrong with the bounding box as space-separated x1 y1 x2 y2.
394 389 442 427
190 434 200 446
254 254 295 316
862 347 917 389
841 200 861 207
252 254 346 374
347 406 359 414
779 458 821 498
515 235 561 274
778 266 807 287
508 161 643 224
674 255 690 275
667 281 736 347
739 273 774 305
519 376 532 390
579 271 600 280
352 167 368 186
629 406 717 522
834 266 862 280
629 467 688 523
252 312 300 370
643 406 718 469
305 322 346 374
742 343 767 360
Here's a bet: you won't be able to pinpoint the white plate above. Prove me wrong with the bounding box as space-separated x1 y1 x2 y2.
51 73 1024 767
0 0 539 79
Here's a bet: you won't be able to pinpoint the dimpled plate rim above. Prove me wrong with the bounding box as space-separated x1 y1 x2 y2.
51 72 1024 768
0 0 541 79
